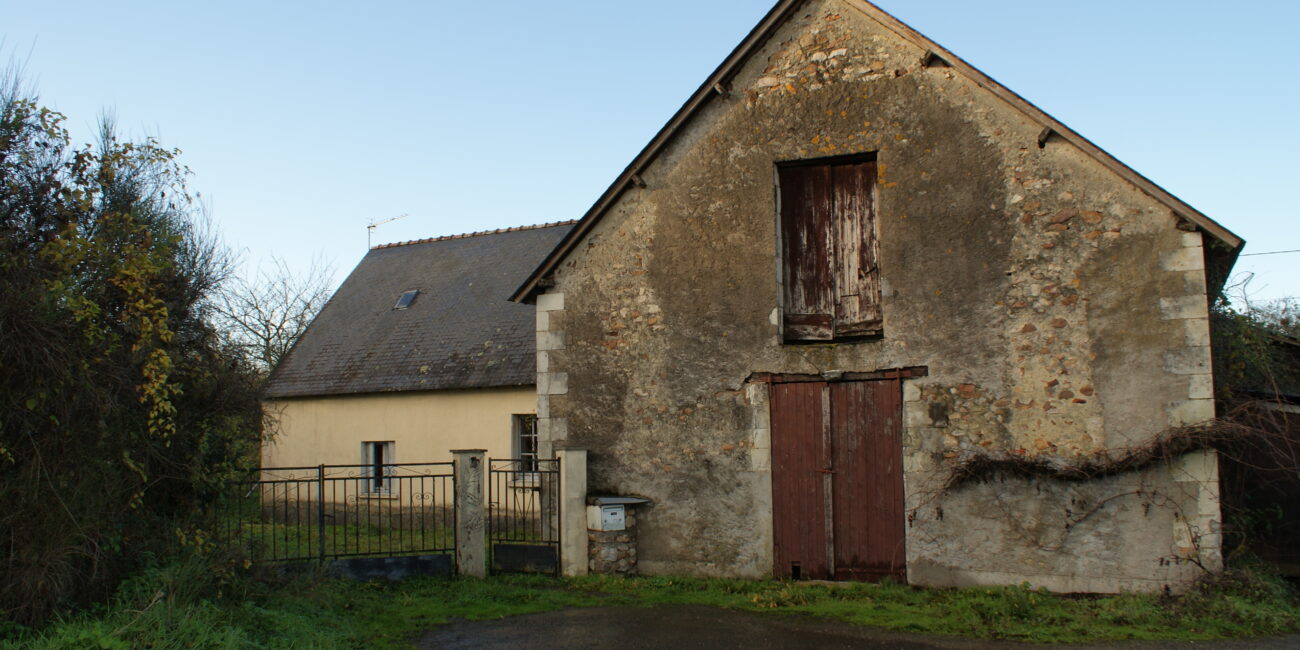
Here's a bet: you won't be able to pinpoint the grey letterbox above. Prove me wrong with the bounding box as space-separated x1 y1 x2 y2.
600 504 625 531
586 495 652 532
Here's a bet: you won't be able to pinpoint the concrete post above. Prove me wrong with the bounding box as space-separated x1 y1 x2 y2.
556 448 589 576
452 449 486 578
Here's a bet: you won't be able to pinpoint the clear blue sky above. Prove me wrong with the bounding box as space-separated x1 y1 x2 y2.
7 1 1298 304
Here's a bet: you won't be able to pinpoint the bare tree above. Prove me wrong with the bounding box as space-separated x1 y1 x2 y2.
214 256 334 374
1255 297 1299 338
1225 272 1298 334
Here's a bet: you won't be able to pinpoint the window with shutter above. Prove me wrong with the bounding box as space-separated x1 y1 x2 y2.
362 441 395 495
778 157 881 342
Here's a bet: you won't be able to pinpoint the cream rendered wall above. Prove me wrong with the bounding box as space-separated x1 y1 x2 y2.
262 386 536 467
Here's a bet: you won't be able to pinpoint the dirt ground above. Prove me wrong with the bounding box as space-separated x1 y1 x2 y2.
416 604 1300 649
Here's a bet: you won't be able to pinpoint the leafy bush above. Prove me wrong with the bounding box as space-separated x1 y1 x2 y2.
0 74 263 625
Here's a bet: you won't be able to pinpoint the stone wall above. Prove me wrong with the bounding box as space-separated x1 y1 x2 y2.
589 510 639 576
534 0 1223 591
535 291 567 462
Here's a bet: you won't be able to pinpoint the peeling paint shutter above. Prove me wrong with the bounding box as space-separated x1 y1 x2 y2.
779 159 881 342
832 162 882 337
780 165 835 341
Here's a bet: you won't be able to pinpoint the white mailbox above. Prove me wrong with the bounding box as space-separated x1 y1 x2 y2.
586 496 651 532
587 504 626 531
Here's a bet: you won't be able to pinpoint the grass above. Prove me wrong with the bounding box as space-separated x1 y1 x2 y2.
235 520 545 564
0 567 600 649
568 573 1300 643
223 499 543 562
236 520 456 561
4 563 1298 649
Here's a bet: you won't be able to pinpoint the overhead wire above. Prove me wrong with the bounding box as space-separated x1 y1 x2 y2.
1240 249 1300 257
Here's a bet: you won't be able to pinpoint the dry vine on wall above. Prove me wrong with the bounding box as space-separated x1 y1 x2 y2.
920 399 1300 572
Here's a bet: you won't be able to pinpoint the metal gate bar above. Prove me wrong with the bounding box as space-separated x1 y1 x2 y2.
487 458 560 574
225 463 455 563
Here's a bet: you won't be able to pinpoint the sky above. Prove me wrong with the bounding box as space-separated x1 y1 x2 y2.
5 0 1298 305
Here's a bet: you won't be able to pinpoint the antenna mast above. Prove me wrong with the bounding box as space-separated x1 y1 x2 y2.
367 214 409 248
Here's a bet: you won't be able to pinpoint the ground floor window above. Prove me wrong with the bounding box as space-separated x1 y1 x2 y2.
513 414 538 472
362 441 395 494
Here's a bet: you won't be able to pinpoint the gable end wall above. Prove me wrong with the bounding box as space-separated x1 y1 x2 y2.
536 0 1219 591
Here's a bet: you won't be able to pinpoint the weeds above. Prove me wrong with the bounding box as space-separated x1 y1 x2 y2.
565 571 1299 643
5 563 1297 648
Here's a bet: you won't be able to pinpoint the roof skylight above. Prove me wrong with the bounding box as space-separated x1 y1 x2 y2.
394 289 419 310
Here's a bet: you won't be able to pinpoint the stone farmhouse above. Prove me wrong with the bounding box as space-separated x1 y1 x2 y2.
511 0 1242 592
262 222 573 479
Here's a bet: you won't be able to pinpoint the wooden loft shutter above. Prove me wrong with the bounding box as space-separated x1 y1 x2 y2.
831 161 882 337
779 159 881 342
780 165 835 341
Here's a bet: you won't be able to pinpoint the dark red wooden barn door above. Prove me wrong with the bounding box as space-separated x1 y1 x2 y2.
829 380 905 580
771 379 905 582
771 381 831 580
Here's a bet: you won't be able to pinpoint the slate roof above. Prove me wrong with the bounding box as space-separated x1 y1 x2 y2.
264 221 574 399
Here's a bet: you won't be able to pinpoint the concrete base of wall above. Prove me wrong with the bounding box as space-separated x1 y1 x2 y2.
908 562 1196 595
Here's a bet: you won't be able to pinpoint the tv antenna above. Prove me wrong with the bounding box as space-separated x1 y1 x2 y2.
367 214 409 248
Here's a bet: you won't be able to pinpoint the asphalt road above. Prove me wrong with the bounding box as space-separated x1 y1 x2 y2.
415 605 1300 649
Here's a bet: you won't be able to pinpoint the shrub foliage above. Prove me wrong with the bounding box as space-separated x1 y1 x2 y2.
0 77 262 625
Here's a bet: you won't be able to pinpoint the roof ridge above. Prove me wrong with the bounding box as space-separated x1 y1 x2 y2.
508 0 1242 303
371 219 579 250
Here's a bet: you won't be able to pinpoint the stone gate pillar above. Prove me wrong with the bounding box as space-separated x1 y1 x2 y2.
556 448 588 576
452 449 486 578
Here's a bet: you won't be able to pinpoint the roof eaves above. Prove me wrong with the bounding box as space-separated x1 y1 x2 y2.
511 0 1243 303
263 380 536 401
841 0 1243 251
510 0 807 303
264 221 574 398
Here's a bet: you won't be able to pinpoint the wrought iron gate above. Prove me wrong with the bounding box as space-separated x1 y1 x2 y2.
488 458 560 575
224 463 455 568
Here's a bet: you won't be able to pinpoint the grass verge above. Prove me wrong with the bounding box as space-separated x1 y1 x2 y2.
3 563 1297 648
568 570 1300 643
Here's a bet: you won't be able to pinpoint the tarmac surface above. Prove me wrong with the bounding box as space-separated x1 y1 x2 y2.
416 604 1300 649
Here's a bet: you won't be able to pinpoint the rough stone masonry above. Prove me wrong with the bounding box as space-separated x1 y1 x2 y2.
526 0 1235 593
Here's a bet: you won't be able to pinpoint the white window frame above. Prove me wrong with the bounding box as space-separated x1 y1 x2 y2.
361 441 396 496
511 414 539 484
